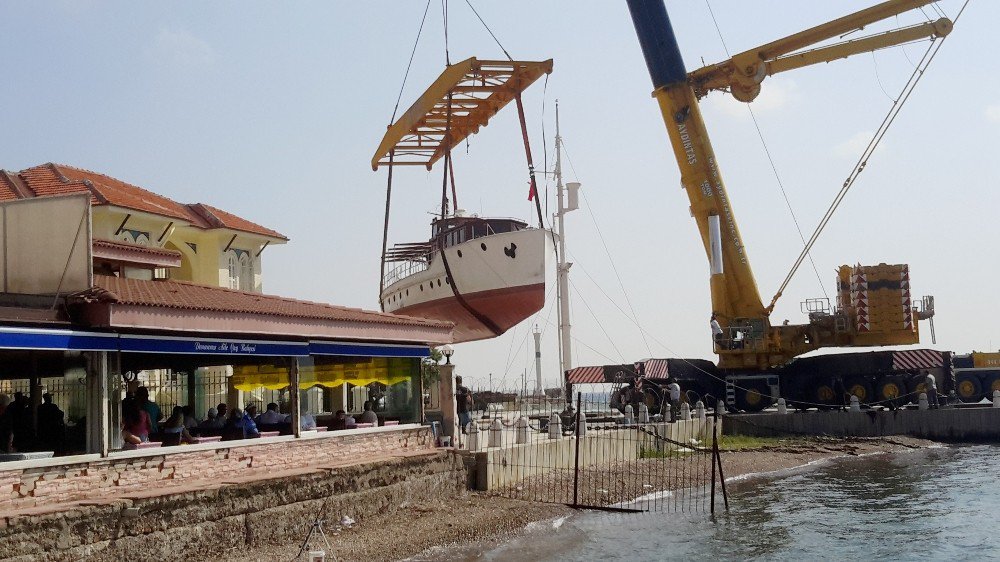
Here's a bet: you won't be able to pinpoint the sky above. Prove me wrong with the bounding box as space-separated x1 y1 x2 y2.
2 1 997 392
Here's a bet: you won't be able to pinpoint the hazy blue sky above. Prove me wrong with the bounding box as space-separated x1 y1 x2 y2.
3 1 996 390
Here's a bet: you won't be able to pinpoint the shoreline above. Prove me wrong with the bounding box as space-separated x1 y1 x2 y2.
224 435 938 561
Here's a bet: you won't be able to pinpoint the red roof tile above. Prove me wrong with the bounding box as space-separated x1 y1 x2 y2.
73 275 452 329
5 163 286 240
187 203 287 241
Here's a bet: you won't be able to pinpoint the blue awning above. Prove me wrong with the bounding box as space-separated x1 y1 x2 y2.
0 327 118 352
119 335 310 356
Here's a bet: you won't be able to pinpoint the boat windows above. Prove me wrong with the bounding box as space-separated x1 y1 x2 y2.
457 250 463 258
437 279 442 287
481 242 487 251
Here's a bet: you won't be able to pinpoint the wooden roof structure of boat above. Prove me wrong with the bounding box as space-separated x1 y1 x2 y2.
371 57 553 171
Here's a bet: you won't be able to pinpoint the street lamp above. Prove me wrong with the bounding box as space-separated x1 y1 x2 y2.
440 344 454 365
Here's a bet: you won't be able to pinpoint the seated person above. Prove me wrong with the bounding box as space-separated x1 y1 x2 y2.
331 410 347 430
358 401 378 425
200 407 224 429
182 405 199 429
257 402 285 425
121 397 151 446
162 406 196 444
345 411 357 428
241 406 261 438
300 410 317 431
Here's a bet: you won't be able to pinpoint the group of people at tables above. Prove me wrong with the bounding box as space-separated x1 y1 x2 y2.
121 386 385 449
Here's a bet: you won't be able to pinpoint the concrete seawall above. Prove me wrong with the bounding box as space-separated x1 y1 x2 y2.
724 407 1000 441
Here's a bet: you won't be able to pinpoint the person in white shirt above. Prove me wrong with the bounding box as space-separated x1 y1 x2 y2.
666 381 682 422
924 371 939 408
300 411 317 431
257 402 285 425
710 314 725 349
358 401 378 425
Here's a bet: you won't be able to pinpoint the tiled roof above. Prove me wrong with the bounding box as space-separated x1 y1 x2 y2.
4 163 286 240
187 203 286 241
72 275 452 329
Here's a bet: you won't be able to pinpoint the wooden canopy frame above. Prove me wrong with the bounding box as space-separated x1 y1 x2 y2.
371 57 554 171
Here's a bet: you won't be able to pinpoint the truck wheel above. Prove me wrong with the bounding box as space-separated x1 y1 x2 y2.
875 376 908 407
905 375 928 405
734 380 773 412
808 380 838 409
980 372 1000 402
844 377 874 406
955 372 983 403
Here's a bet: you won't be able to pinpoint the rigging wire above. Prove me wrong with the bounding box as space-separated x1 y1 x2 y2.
464 0 514 61
390 0 433 124
560 140 654 357
705 0 830 303
871 50 900 102
441 0 451 66
568 276 627 363
768 0 965 312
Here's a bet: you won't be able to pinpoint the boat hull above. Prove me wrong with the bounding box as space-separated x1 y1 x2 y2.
381 228 551 343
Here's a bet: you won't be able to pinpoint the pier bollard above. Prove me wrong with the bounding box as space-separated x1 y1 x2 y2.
777 398 787 415
993 390 1000 408
716 400 726 416
467 419 480 451
576 410 588 437
624 404 634 425
680 402 691 421
919 392 929 411
638 403 650 424
548 413 562 439
849 395 860 413
663 403 672 422
488 418 503 448
515 416 530 444
695 401 706 421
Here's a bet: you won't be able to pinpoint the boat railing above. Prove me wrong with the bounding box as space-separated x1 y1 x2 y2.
383 259 429 288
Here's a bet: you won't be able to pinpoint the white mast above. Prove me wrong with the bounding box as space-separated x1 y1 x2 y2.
533 324 543 396
554 101 578 385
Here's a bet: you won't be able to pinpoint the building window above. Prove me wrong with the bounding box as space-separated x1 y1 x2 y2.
227 252 240 289
239 253 253 291
228 249 254 291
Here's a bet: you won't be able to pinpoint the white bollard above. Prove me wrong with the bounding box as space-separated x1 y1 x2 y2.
488 418 503 448
663 403 672 422
515 416 530 444
695 401 706 421
548 413 562 439
918 392 929 411
467 418 480 451
576 410 588 437
849 395 861 413
717 400 726 416
680 402 691 421
624 404 635 425
638 403 650 424
993 390 1000 408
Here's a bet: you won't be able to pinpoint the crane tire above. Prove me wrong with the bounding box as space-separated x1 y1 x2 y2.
734 379 773 412
875 375 908 408
955 372 983 403
980 372 1000 403
843 377 874 406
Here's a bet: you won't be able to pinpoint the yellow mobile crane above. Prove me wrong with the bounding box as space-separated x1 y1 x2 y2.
620 0 952 410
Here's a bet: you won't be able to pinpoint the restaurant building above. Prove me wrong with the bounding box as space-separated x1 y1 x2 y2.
0 163 452 477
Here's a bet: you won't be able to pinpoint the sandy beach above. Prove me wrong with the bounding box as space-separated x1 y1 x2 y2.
225 435 936 561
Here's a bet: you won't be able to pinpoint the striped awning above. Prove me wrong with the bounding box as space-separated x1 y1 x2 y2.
565 359 669 385
893 349 944 371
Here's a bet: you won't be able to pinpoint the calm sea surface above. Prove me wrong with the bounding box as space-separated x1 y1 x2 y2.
474 444 1000 561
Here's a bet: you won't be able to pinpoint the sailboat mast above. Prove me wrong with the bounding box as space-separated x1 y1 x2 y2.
555 102 573 378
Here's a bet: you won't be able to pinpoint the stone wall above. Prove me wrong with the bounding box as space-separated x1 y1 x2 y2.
0 426 432 513
0 450 464 561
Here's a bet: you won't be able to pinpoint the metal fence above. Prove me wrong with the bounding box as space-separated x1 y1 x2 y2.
464 391 728 514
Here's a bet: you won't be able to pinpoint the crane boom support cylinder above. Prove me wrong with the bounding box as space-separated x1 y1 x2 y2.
709 215 723 275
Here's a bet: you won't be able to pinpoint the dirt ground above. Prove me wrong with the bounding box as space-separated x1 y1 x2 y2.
223 435 936 561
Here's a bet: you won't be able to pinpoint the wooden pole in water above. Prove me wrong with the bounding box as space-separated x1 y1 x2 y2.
572 391 582 507
711 410 718 515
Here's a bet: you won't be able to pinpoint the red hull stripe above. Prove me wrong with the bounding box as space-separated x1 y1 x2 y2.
393 283 544 343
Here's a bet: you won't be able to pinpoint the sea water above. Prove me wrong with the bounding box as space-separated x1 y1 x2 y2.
475 444 1000 561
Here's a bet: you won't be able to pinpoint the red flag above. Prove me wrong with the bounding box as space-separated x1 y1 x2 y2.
527 180 537 201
